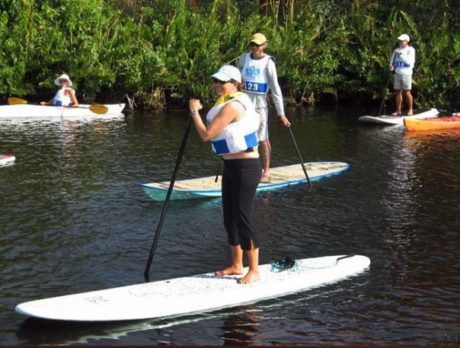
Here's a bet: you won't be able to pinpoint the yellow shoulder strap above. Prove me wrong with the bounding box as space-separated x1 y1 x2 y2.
213 91 245 107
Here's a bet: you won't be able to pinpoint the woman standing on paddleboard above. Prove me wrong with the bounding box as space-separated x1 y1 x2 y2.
189 65 261 284
40 73 79 107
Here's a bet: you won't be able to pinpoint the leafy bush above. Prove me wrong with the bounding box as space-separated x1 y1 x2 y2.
0 0 458 108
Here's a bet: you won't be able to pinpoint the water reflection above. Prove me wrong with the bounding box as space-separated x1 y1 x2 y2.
15 308 261 346
221 306 260 345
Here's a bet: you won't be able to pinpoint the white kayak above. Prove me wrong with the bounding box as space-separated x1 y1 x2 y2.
0 103 125 121
142 161 350 201
358 108 439 126
0 154 15 166
15 254 370 322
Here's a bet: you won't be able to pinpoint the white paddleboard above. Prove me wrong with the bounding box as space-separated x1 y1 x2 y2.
358 108 438 125
0 154 15 166
15 255 370 322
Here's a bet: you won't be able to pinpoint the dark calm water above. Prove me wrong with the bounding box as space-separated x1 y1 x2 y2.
0 106 459 345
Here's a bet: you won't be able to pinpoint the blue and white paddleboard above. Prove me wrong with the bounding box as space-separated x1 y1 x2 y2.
141 161 350 201
15 255 370 322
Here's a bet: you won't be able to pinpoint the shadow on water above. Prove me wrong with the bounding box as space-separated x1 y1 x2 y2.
15 307 261 346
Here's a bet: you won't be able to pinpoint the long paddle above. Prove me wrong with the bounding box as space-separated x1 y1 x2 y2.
7 97 109 115
214 160 221 183
378 54 396 116
288 126 311 189
144 117 193 282
378 72 392 116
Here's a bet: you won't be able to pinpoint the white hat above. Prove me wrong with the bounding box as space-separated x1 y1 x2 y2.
54 73 73 87
211 65 242 83
397 34 410 42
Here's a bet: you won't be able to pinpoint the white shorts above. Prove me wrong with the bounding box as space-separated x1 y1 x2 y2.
256 107 269 141
393 74 412 90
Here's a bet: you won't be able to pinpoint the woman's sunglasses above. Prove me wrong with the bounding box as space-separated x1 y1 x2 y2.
249 42 263 48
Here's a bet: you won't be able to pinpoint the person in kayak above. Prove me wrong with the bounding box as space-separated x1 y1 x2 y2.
390 34 415 116
238 33 290 183
189 65 261 284
40 73 79 107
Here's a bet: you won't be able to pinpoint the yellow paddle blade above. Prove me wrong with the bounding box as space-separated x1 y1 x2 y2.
8 97 28 105
89 104 108 114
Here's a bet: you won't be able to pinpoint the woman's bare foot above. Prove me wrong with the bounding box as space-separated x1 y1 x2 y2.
238 269 260 284
216 265 243 277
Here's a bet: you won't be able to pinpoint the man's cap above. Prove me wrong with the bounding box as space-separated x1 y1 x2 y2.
249 33 267 45
397 34 410 42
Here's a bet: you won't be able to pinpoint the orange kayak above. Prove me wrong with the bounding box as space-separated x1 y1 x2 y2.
404 116 460 131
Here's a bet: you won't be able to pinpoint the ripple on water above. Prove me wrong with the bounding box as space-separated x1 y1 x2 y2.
1 109 460 345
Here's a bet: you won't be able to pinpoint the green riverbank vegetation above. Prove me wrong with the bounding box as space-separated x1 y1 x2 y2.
1 0 459 110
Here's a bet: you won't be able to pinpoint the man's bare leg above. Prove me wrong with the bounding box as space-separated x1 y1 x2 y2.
392 90 403 115
404 90 413 115
260 140 271 181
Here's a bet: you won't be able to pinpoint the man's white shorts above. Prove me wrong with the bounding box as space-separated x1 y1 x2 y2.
393 73 412 90
256 107 269 141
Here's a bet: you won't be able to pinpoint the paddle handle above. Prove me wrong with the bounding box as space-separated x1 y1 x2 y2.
288 126 311 189
144 117 193 281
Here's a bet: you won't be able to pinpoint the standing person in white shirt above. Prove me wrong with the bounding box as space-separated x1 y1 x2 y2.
389 34 416 116
239 33 291 183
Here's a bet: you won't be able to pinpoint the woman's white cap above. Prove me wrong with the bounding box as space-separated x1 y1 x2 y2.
397 34 410 42
211 65 242 83
54 73 73 87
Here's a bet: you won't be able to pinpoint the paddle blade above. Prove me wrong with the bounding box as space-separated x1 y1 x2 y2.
8 97 28 105
89 104 108 114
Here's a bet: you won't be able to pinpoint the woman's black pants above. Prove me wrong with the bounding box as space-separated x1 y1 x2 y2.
222 158 261 250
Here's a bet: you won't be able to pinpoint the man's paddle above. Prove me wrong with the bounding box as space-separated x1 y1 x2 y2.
378 54 396 116
378 72 392 116
7 97 109 115
144 117 193 282
288 126 311 189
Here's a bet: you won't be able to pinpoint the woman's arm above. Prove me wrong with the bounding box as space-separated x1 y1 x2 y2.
189 99 242 142
40 99 53 105
68 88 79 106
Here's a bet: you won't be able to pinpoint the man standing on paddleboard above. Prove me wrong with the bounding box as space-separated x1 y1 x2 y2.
238 33 291 183
390 34 416 116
